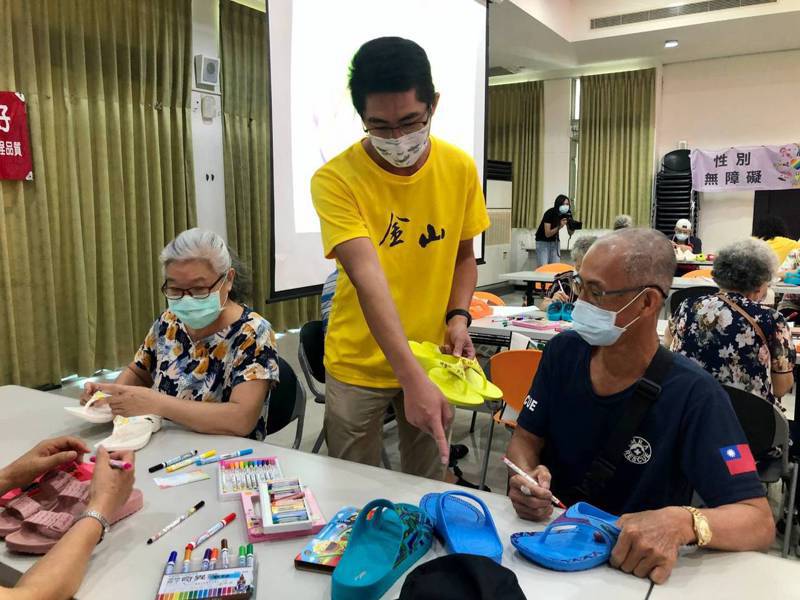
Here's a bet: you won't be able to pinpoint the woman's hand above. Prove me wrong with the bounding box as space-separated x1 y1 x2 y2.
87 447 135 519
93 383 159 417
80 382 105 405
1 437 90 490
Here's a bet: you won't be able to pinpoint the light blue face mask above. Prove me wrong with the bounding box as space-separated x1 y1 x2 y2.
559 204 570 215
168 291 224 330
570 288 646 347
675 232 689 242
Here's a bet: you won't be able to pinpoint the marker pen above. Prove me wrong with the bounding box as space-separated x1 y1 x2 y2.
148 450 198 473
165 550 178 575
210 548 219 570
188 513 236 549
167 449 215 473
89 456 133 471
221 539 229 568
202 548 212 570
182 546 193 573
246 543 254 567
196 448 253 466
238 545 246 567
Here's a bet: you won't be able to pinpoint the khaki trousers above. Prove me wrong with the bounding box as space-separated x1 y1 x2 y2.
324 372 448 481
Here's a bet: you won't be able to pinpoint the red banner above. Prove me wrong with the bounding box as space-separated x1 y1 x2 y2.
0 92 33 181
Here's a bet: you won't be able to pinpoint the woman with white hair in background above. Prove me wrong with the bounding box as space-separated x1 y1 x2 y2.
664 238 795 404
81 229 279 439
612 214 633 230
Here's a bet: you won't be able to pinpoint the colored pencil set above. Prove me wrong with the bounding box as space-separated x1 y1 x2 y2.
266 478 309 525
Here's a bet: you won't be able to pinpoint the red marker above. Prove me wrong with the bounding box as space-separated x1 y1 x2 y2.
90 456 133 471
188 513 236 549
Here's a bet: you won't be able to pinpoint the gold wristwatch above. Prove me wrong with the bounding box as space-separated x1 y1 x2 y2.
682 506 712 547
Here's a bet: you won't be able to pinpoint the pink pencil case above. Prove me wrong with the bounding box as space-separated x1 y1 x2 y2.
241 486 326 543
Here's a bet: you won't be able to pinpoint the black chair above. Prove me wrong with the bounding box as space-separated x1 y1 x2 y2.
297 320 392 468
668 286 717 317
723 384 798 558
264 356 306 450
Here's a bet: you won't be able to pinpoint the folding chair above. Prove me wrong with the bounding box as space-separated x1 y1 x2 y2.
264 357 306 449
477 349 543 489
724 384 799 558
297 320 392 469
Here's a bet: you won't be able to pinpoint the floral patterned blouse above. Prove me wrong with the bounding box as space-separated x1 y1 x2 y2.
134 306 280 439
668 292 795 405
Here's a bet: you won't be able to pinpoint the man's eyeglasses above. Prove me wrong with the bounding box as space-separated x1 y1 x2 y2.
161 273 226 300
363 112 430 139
571 274 667 301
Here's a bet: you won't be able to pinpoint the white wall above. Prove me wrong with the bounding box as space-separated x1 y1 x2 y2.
191 0 227 239
657 49 800 251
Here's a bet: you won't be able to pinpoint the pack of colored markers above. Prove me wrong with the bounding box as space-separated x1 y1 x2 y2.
217 456 282 501
155 543 257 599
155 558 257 599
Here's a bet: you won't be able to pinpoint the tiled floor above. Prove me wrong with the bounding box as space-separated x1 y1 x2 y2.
53 298 799 559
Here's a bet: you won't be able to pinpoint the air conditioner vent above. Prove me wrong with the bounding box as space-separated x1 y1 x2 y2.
590 0 776 29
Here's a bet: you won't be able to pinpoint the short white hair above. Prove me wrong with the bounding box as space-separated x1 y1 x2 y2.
160 228 231 275
675 218 692 230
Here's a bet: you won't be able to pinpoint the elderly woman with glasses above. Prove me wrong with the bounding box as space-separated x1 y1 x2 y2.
664 238 795 405
81 229 279 439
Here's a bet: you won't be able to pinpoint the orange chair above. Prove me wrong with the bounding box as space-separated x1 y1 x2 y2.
534 263 573 295
473 291 505 307
682 268 713 279
477 349 543 488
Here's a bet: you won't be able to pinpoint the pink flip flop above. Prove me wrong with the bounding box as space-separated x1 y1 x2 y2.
0 472 75 538
5 485 144 555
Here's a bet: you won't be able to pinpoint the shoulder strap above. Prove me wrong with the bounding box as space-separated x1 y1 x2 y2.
568 346 674 505
716 293 767 346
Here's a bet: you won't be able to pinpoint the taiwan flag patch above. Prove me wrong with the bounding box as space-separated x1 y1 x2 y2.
719 444 756 476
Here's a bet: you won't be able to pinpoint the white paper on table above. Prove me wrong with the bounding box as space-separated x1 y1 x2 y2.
510 332 532 350
491 306 541 318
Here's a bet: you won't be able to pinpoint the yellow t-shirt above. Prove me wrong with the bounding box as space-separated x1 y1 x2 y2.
766 236 800 266
311 136 491 388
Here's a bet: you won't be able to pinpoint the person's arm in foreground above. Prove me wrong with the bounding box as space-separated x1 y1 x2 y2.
83 380 269 437
611 497 774 584
443 240 478 358
0 437 89 495
0 446 134 600
335 237 452 465
543 217 567 238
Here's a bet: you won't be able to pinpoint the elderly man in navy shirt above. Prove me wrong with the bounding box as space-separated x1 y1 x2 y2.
506 228 774 584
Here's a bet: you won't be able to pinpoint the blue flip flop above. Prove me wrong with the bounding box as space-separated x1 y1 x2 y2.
419 491 503 563
561 302 574 322
511 503 620 572
332 499 433 600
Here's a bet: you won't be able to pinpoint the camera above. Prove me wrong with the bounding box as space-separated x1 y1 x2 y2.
563 212 583 230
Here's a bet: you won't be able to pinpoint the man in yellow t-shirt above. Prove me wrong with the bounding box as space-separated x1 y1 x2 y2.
311 37 490 479
754 216 800 265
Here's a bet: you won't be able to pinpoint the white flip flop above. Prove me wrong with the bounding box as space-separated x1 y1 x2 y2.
95 414 162 452
64 392 114 424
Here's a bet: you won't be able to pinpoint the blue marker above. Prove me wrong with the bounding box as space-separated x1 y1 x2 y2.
202 547 212 570
196 448 254 466
164 550 177 575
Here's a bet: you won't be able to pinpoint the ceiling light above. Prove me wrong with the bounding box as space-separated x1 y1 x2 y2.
664 40 679 49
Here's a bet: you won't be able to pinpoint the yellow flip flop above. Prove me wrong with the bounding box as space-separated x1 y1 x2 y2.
409 341 502 406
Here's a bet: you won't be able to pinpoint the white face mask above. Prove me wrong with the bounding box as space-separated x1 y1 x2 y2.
675 232 689 242
570 288 647 347
368 120 431 168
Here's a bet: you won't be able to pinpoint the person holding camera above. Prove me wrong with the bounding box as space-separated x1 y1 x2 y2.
534 194 579 266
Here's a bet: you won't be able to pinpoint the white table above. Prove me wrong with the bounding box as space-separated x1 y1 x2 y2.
0 386 651 600
676 260 713 267
648 551 800 600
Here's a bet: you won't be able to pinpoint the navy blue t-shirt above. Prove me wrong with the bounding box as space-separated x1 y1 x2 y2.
517 331 764 515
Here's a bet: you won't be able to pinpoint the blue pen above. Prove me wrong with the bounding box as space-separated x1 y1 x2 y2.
165 550 177 575
195 448 254 466
202 547 211 570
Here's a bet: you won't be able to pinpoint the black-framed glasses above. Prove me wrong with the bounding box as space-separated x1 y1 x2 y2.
161 273 226 300
571 274 667 301
363 111 431 139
